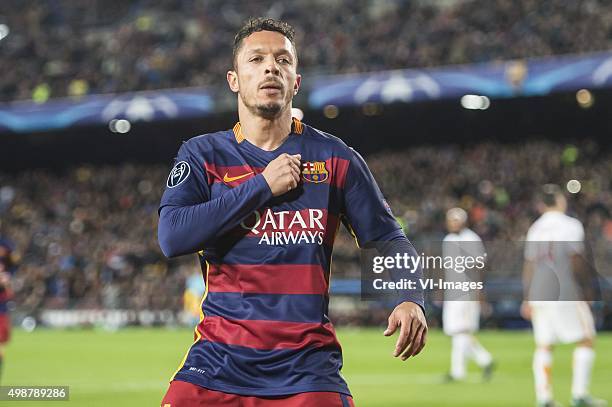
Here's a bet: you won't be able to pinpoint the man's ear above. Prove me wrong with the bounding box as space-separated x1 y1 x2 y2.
227 70 239 93
293 74 302 95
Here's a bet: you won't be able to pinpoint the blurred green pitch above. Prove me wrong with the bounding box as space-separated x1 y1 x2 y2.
2 328 611 406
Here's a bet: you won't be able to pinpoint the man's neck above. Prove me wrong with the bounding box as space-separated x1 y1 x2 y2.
238 104 293 151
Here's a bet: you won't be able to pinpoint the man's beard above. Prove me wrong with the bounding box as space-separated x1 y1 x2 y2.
254 101 283 120
240 92 285 120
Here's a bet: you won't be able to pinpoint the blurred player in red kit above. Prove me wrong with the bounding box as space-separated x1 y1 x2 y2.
0 237 16 383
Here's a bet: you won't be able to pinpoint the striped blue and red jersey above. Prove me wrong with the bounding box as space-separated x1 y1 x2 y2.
158 118 423 396
0 289 11 314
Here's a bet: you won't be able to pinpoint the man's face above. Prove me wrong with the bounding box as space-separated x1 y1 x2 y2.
227 31 301 119
446 217 463 233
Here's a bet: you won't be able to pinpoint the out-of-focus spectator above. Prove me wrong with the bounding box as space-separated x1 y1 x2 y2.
0 140 609 315
0 0 610 102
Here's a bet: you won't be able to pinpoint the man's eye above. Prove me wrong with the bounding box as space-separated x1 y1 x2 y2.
278 58 290 64
250 56 262 62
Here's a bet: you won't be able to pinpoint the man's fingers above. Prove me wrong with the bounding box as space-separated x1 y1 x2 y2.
400 328 417 360
393 319 411 357
288 178 295 190
285 162 300 177
289 161 301 177
383 316 397 336
398 318 418 359
384 303 428 361
282 167 300 193
286 164 299 177
401 323 425 360
290 169 301 186
262 153 303 196
286 154 300 167
414 326 427 356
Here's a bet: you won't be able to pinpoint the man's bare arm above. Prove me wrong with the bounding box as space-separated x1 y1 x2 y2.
521 259 534 320
571 253 594 302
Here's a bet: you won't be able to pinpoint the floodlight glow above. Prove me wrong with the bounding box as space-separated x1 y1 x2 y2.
461 95 490 110
566 179 581 194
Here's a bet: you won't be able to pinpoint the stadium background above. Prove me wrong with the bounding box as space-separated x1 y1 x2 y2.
0 0 610 405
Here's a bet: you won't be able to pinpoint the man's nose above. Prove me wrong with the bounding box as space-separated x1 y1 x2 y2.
264 57 280 75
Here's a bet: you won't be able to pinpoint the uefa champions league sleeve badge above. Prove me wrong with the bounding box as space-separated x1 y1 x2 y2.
167 161 191 188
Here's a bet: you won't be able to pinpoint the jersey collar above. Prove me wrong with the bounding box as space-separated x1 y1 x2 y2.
233 117 303 144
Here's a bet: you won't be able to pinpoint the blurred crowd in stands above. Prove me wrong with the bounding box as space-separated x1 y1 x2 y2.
0 140 609 318
1 0 611 102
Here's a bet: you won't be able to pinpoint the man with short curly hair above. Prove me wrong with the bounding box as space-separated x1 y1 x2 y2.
159 17 427 406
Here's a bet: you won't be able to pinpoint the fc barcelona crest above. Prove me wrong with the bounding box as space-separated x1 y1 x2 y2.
302 161 329 183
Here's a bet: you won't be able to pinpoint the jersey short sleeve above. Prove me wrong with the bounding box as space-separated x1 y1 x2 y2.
567 218 585 255
341 148 402 246
463 229 486 259
524 215 585 260
524 224 538 261
159 141 210 212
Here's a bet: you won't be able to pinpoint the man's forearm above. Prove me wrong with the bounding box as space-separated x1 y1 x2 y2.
572 253 595 301
158 174 272 257
522 260 534 300
374 230 425 310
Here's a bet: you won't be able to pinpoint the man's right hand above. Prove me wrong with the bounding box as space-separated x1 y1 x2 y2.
520 301 531 320
262 153 302 196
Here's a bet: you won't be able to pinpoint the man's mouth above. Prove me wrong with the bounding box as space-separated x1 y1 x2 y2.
260 83 283 91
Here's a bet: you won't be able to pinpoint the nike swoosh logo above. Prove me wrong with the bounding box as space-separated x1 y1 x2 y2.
223 171 254 183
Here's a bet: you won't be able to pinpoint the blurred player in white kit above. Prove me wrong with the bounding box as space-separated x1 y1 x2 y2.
442 208 494 382
522 185 606 407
